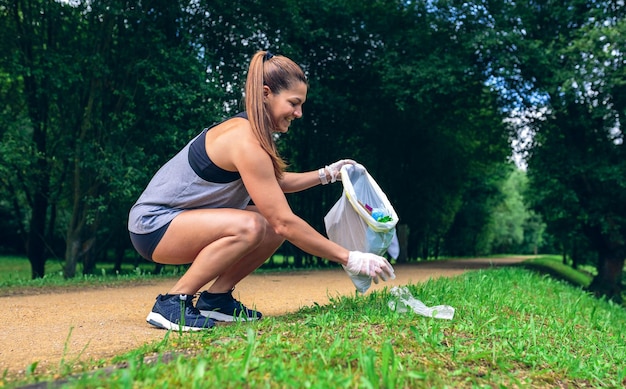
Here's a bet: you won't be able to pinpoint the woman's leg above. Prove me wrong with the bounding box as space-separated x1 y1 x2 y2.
152 207 283 295
209 206 284 293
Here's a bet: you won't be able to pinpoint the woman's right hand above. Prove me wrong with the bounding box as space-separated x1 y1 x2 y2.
345 251 396 284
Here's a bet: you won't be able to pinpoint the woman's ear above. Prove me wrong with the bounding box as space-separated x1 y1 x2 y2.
263 85 271 98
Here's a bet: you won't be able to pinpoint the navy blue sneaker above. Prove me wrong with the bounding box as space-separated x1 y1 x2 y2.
146 294 215 331
196 290 262 322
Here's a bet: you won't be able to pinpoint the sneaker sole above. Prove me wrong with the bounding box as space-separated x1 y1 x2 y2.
198 310 260 322
146 312 214 331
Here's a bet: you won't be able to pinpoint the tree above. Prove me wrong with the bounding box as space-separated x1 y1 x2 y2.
61 0 221 277
527 97 625 300
0 0 81 277
490 0 626 300
369 1 511 258
0 0 220 278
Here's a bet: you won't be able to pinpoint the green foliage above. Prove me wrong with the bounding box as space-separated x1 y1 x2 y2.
492 168 546 254
483 0 626 299
442 166 545 257
0 0 223 277
443 163 508 257
7 267 625 388
492 169 528 248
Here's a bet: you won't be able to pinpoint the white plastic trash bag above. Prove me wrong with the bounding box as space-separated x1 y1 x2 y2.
388 286 455 320
324 164 399 255
324 164 399 293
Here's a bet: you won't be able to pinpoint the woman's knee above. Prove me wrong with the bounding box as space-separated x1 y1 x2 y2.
238 212 269 246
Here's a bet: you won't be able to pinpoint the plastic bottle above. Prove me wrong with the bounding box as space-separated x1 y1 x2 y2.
371 208 385 221
388 286 455 320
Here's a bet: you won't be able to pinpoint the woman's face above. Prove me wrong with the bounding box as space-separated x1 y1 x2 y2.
265 81 308 133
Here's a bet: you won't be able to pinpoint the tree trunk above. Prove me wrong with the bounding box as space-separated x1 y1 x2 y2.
583 221 624 302
396 224 409 263
421 230 429 260
25 110 50 280
64 72 99 278
81 237 97 275
64 229 82 279
27 194 47 279
17 0 52 279
588 255 624 303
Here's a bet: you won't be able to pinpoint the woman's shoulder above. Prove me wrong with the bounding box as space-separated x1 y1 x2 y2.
209 113 252 138
205 112 248 131
205 113 261 169
206 111 258 154
224 112 249 128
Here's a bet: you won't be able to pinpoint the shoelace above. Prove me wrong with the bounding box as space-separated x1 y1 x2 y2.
182 295 202 315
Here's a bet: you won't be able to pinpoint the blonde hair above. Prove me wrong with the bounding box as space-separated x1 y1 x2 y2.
245 51 307 179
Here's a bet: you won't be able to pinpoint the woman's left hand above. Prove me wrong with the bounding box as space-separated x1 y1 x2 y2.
325 159 356 183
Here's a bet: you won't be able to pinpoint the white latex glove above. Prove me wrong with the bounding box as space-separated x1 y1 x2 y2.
325 159 356 183
344 251 396 284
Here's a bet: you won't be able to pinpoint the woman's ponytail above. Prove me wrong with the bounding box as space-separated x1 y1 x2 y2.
244 50 307 179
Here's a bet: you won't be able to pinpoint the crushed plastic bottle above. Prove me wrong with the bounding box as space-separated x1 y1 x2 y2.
388 286 455 320
371 208 393 223
371 208 385 220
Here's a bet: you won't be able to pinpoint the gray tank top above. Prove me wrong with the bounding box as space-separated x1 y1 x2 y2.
128 114 251 234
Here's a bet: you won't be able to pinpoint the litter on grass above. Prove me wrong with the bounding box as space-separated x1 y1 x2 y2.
388 286 455 320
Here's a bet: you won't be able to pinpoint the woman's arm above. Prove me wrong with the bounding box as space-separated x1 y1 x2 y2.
234 140 349 264
232 136 394 283
278 171 322 193
279 159 356 193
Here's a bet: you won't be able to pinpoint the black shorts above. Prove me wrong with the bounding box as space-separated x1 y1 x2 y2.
129 222 171 262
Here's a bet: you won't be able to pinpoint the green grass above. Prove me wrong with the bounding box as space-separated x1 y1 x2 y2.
3 261 625 388
0 255 157 282
0 254 309 291
522 255 594 287
0 256 188 293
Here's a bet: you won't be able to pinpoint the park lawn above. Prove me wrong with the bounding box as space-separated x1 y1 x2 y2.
4 262 625 388
0 256 166 287
0 254 299 289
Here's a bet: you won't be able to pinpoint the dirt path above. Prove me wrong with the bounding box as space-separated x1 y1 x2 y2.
0 257 526 377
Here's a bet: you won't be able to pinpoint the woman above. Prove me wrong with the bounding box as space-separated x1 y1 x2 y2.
128 51 395 331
